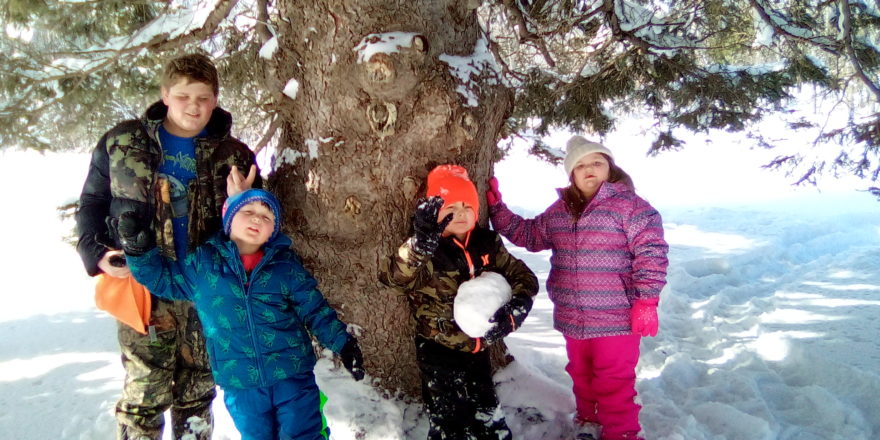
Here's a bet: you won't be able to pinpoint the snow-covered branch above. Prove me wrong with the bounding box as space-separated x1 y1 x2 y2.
839 0 880 102
500 0 557 68
749 0 839 50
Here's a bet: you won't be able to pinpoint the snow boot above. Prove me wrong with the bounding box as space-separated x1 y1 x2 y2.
574 419 601 440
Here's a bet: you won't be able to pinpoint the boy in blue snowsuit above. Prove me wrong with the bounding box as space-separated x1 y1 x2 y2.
118 189 365 440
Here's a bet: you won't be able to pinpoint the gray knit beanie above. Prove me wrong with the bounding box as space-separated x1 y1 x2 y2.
563 136 614 176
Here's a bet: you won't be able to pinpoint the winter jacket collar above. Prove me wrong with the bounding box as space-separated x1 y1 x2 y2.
141 100 234 144
555 181 631 219
205 232 293 264
554 181 630 202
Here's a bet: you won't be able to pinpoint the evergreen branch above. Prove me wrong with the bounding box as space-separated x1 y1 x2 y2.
131 0 240 53
1 58 116 121
20 0 238 65
486 33 524 82
749 0 840 52
602 0 713 53
839 0 880 102
794 165 818 185
255 0 273 43
253 115 280 156
14 0 239 112
501 0 557 68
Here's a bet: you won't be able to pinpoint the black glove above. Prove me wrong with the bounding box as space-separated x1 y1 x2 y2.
339 338 365 381
411 196 453 256
114 211 154 257
484 293 534 344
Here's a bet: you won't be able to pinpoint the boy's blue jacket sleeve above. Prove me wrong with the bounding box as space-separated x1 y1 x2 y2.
287 256 351 353
127 248 195 301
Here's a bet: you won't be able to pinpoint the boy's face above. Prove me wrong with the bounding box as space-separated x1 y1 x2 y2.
161 79 217 137
229 201 276 253
439 201 476 240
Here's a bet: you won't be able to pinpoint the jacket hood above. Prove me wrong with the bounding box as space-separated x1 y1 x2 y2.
141 100 234 142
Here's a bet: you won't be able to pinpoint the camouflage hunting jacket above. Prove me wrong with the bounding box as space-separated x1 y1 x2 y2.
76 101 259 276
380 227 538 353
127 232 351 389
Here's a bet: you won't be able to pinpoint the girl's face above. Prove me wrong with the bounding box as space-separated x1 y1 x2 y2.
438 201 476 240
571 152 610 198
229 201 275 253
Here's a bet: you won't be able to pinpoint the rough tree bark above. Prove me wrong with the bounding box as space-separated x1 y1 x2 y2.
266 1 514 397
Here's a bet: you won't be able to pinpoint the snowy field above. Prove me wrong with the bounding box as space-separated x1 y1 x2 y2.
0 143 878 439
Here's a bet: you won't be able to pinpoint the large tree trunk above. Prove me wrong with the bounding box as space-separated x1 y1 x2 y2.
266 1 513 397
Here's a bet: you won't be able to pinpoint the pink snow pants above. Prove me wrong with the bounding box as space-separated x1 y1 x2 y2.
564 334 642 440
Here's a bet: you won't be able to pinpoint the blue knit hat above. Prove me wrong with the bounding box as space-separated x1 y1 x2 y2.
222 189 282 241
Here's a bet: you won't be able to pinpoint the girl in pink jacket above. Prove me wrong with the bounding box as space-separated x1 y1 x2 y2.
487 136 668 440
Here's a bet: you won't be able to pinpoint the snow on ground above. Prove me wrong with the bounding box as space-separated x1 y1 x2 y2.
0 146 878 439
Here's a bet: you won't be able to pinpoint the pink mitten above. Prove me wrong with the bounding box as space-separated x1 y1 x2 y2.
630 300 658 337
486 177 503 206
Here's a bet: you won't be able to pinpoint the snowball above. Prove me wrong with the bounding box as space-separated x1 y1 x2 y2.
454 271 512 337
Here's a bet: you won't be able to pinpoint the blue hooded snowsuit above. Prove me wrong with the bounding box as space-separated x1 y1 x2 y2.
128 232 350 439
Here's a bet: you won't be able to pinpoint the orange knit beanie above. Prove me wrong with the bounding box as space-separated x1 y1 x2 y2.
426 164 480 221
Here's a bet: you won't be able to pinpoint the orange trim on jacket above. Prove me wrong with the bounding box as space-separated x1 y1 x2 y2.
452 231 485 352
451 231 475 279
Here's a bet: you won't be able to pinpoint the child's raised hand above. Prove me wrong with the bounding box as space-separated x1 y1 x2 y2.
411 196 453 255
226 164 257 197
486 177 503 206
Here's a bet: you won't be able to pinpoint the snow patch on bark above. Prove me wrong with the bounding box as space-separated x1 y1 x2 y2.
353 32 420 64
283 78 300 99
275 148 307 170
259 36 278 59
439 36 501 107
304 139 320 159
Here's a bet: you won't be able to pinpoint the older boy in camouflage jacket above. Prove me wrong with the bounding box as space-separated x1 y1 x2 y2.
380 165 538 440
76 53 259 440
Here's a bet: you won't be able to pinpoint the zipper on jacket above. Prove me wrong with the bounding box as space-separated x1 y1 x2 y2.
230 242 273 387
573 192 601 233
452 232 475 279
242 287 266 386
451 232 483 353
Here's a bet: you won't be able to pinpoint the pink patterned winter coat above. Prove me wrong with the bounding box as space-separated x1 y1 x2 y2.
488 182 668 339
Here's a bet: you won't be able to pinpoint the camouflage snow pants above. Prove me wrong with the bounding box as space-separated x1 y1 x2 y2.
416 337 512 440
116 297 216 440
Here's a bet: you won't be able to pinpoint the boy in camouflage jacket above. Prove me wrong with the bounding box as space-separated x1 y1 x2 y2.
119 189 365 440
75 53 259 440
380 165 538 440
